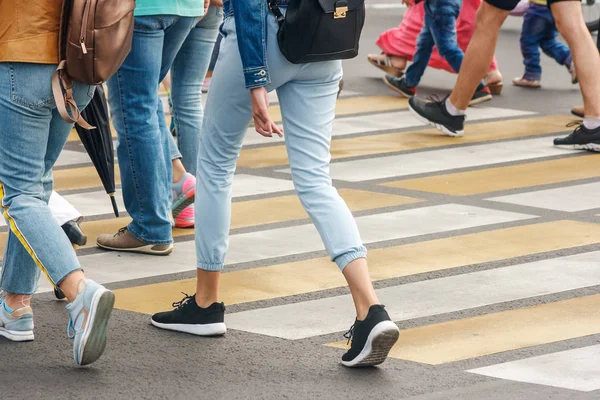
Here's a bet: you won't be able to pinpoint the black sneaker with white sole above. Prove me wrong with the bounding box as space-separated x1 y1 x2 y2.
408 96 465 137
151 294 226 336
341 305 400 368
554 122 600 151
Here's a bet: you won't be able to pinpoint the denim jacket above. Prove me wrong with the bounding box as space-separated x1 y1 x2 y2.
224 0 288 89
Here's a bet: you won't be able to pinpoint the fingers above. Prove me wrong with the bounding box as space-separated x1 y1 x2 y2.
253 110 283 138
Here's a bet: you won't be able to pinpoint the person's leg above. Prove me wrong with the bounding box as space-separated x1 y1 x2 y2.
518 8 545 82
551 1 600 117
151 13 257 332
171 6 222 176
539 12 572 67
403 13 436 88
0 63 113 363
103 16 196 251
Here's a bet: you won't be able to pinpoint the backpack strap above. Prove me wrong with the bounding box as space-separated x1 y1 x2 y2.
52 60 96 130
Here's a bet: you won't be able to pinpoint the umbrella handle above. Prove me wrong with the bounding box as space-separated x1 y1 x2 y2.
109 193 120 218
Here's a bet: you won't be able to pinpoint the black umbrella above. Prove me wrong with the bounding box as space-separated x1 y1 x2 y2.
75 85 119 217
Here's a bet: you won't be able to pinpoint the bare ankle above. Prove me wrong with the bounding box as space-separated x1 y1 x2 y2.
5 293 32 310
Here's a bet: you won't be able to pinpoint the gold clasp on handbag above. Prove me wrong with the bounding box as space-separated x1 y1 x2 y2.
334 6 348 18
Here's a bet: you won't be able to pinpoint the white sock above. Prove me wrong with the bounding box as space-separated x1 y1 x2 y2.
583 117 600 130
445 98 466 116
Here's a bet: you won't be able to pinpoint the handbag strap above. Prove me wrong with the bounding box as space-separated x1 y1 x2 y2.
267 0 285 24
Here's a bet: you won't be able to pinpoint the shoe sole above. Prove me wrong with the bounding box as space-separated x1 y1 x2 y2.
408 102 464 137
150 320 227 336
77 289 115 366
172 187 195 220
468 93 493 106
0 327 34 342
555 143 600 152
341 321 400 368
381 76 414 98
96 242 174 256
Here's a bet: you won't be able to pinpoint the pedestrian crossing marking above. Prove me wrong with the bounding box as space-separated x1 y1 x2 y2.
236 116 573 168
112 220 600 315
54 166 122 191
383 154 600 195
224 251 600 339
468 345 600 392
326 294 600 365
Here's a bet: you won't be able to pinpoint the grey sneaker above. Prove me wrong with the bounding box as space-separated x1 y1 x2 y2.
0 297 34 342
96 227 173 255
66 280 115 366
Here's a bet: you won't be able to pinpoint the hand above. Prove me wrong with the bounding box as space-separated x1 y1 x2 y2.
204 0 210 15
401 0 413 6
210 0 223 6
250 87 283 138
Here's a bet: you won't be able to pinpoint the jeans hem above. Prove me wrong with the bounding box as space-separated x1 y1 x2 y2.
127 223 173 246
198 262 224 272
523 71 542 81
334 250 367 271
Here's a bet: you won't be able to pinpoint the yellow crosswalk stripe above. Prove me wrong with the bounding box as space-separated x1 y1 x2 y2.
384 154 600 195
0 189 416 253
112 220 600 315
54 166 122 191
326 294 600 365
236 116 573 168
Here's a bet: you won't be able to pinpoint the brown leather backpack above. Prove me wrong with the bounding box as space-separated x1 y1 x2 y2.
52 0 136 128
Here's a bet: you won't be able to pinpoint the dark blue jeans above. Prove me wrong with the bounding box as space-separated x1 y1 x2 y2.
520 3 572 81
405 0 482 88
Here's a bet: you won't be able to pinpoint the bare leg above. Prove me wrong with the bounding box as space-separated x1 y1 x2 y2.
449 2 509 110
172 158 187 183
5 269 86 309
195 269 221 308
551 1 600 117
342 258 380 320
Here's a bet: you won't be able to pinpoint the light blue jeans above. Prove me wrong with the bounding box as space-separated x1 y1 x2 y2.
169 6 223 175
107 15 198 244
195 12 367 272
0 62 94 294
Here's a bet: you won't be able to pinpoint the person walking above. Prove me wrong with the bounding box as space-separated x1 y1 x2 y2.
512 0 577 87
382 0 492 105
98 0 208 252
0 0 114 366
150 0 401 367
407 0 600 141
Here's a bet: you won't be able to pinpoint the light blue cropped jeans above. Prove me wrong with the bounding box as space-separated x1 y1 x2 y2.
195 11 367 272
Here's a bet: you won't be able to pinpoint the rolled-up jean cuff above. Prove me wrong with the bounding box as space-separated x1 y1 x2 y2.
198 262 224 272
334 250 367 271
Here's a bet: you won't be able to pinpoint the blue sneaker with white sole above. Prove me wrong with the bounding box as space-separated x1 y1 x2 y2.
0 297 34 342
66 280 115 366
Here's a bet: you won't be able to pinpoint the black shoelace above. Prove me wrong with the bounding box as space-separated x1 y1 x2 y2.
343 323 355 345
172 292 195 310
564 121 584 139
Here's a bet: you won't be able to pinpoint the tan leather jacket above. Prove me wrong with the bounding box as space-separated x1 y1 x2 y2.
0 1 62 64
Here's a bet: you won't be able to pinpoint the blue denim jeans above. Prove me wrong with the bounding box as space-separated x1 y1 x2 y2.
520 3 572 81
195 11 367 272
0 63 94 294
107 15 198 245
168 6 223 175
405 0 482 88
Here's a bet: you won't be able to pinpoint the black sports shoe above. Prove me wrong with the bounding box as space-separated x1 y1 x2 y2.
151 293 226 336
408 96 465 137
469 85 492 106
382 75 416 98
341 305 400 368
553 122 600 151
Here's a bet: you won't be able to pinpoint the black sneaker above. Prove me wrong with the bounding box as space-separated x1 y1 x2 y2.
469 85 492 106
554 122 600 151
408 96 465 137
151 293 227 336
341 305 400 368
382 75 416 98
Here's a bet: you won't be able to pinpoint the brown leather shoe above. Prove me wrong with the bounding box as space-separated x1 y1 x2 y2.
571 105 584 118
96 227 173 256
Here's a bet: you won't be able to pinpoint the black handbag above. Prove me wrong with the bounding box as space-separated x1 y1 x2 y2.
267 0 366 64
